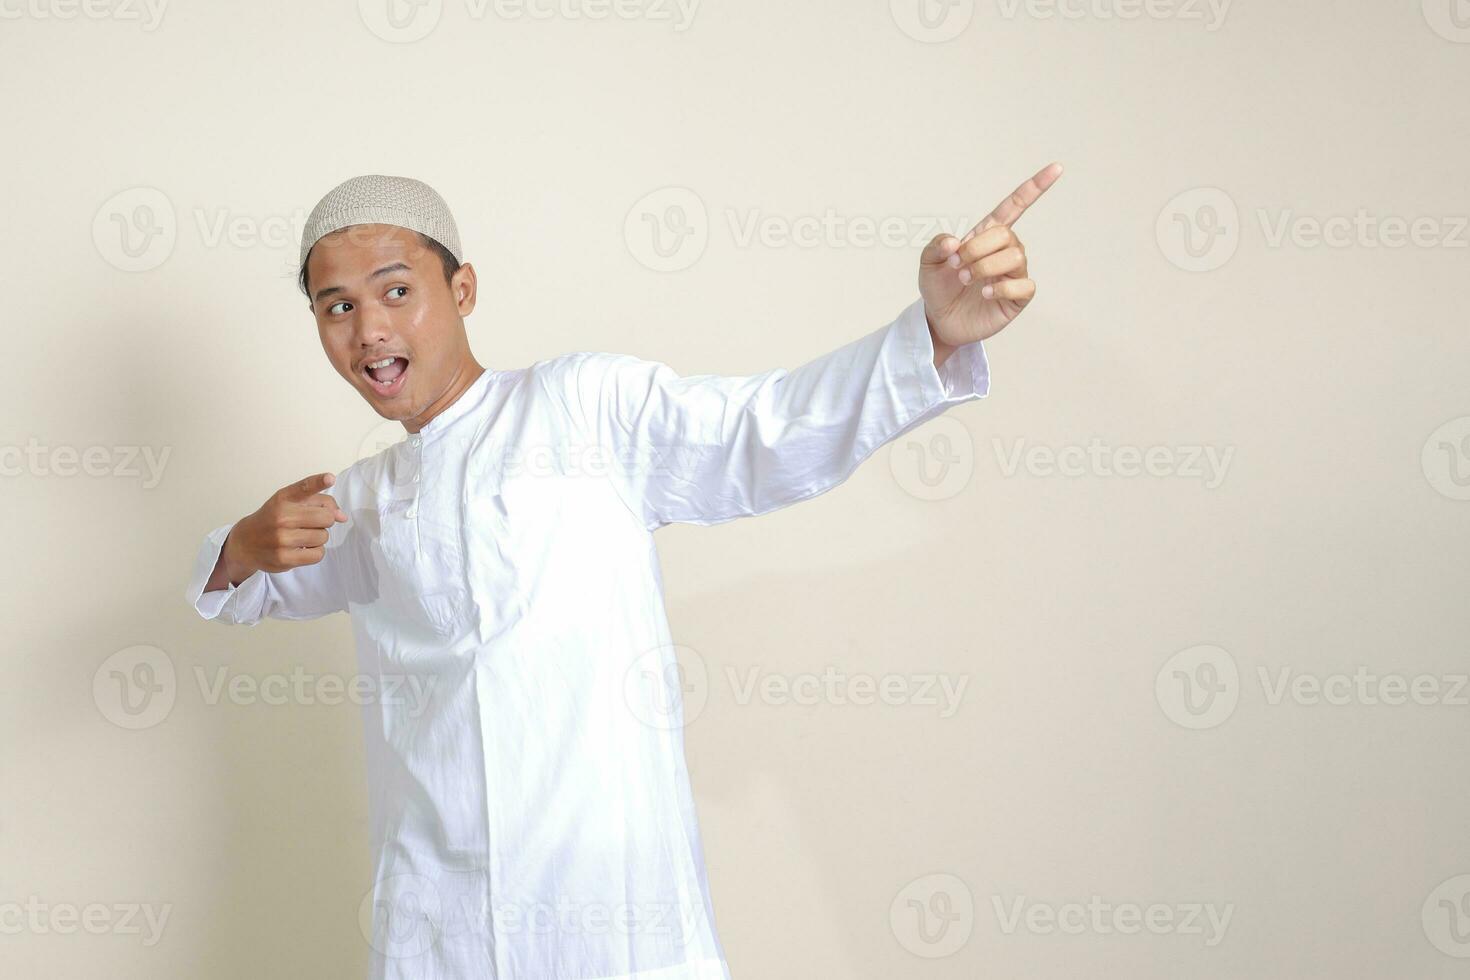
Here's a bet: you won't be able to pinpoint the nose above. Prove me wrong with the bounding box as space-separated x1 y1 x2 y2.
353 301 394 351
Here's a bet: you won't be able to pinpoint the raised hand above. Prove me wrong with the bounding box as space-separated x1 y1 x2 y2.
918 161 1063 350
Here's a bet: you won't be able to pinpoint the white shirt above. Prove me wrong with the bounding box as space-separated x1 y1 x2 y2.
185 296 989 980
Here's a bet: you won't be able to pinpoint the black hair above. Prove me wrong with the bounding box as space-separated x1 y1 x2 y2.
298 231 460 299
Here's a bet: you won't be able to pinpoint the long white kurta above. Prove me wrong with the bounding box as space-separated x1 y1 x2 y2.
185 296 990 980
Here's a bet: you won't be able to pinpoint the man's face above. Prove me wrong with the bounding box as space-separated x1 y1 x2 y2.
305 223 477 427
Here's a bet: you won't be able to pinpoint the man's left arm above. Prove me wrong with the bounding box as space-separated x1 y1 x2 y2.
562 161 1063 531
560 300 985 529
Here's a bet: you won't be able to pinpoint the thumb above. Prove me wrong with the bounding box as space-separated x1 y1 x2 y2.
920 232 962 268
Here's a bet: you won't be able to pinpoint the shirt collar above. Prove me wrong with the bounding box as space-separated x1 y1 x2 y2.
418 368 496 440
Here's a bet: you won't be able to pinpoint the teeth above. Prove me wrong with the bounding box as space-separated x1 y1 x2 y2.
366 357 397 370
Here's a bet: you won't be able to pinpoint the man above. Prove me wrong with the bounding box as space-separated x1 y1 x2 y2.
185 165 1061 979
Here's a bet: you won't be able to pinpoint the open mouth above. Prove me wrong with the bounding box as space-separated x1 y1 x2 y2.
363 356 410 396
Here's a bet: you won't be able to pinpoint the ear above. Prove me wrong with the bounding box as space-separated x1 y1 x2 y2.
453 262 477 317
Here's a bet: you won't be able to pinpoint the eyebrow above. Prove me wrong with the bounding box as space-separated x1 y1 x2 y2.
313 262 413 304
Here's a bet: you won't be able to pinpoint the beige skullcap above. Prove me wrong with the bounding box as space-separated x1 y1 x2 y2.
299 174 463 272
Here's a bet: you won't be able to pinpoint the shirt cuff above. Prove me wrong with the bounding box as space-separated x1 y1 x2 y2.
184 522 267 623
894 295 992 405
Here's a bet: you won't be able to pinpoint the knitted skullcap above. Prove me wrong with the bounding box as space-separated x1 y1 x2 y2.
299 174 463 272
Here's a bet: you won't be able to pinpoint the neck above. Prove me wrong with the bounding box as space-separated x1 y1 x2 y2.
404 358 486 434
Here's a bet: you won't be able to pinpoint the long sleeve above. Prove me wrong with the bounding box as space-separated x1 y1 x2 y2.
562 295 991 530
184 521 351 625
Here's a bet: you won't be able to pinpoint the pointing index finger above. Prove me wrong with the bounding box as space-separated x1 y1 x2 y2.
972 161 1064 237
282 472 335 499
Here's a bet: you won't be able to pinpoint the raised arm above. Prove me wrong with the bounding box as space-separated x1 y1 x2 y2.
561 297 990 530
557 161 1062 531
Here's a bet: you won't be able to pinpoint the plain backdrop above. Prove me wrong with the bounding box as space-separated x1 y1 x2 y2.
3 1 1468 977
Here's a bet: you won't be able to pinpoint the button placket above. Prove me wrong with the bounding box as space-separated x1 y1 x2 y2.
405 434 423 519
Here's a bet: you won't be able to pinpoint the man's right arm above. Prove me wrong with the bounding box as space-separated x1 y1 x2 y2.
185 472 353 626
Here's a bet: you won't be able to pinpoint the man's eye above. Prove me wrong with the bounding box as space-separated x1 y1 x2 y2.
387 286 409 300
328 301 352 316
